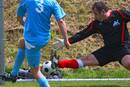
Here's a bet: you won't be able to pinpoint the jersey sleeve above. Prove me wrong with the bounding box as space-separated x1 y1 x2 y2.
69 21 97 44
52 0 66 21
120 9 130 21
16 0 27 17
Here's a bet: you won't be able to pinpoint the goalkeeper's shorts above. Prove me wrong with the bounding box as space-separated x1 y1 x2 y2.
92 45 130 66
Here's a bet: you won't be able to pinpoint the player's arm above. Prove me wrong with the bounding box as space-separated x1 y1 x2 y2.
57 19 70 48
52 21 97 50
53 0 70 49
16 0 26 26
17 16 24 26
120 9 130 21
16 0 26 49
68 21 96 44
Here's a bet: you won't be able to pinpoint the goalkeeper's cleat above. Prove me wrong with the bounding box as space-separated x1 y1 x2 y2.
2 73 17 83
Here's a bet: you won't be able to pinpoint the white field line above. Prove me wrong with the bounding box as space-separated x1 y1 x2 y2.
17 78 130 82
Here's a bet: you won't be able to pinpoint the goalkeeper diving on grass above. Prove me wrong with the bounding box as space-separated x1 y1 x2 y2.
52 1 130 71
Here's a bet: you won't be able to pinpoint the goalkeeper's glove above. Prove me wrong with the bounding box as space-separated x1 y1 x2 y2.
53 38 65 50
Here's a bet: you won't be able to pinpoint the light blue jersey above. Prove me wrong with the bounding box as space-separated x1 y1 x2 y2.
17 0 66 46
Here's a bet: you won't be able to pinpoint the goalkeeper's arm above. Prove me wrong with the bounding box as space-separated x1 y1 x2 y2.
53 22 96 50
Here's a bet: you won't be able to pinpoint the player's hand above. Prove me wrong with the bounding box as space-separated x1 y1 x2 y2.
64 39 71 49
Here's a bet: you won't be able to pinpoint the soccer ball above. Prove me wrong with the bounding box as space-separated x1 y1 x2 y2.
42 61 54 74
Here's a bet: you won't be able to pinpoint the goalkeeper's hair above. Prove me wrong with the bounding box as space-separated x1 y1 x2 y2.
92 1 109 13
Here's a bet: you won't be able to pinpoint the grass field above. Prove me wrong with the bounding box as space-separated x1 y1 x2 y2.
0 81 130 87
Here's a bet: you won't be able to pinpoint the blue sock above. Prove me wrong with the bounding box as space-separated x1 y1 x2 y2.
37 76 50 87
11 48 25 76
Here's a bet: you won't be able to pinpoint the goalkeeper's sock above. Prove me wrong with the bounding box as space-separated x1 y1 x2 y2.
37 76 50 87
11 48 25 76
58 59 84 69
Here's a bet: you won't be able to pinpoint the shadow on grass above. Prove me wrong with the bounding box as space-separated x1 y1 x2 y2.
61 85 121 87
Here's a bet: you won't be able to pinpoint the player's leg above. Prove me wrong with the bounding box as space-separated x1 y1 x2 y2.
58 54 99 69
121 55 130 70
25 42 50 87
11 37 25 80
56 47 111 69
116 44 130 70
30 67 50 87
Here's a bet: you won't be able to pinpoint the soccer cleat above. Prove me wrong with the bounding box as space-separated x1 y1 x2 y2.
47 69 62 79
18 69 34 79
10 74 17 83
50 50 60 69
1 73 17 83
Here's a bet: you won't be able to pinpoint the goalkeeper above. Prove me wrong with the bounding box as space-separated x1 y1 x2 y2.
52 1 130 70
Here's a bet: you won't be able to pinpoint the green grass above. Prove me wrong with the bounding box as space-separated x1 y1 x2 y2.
0 81 130 87
51 81 130 87
61 67 130 78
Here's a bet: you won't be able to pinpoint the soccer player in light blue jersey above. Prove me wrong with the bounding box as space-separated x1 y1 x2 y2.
10 0 70 86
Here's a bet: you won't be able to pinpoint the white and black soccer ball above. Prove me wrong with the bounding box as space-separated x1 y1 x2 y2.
42 61 54 74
